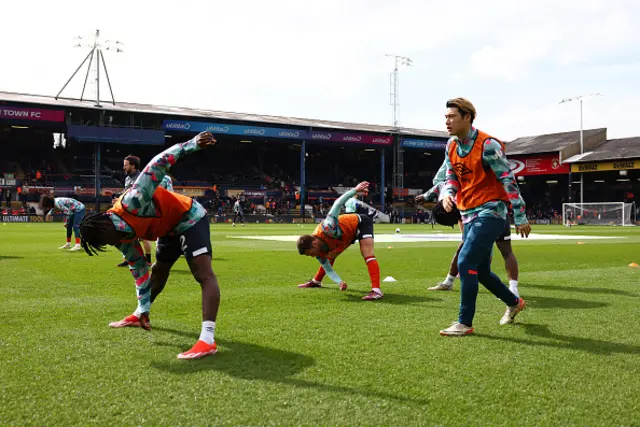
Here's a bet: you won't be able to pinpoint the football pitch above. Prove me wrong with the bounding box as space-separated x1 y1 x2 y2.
1 223 640 426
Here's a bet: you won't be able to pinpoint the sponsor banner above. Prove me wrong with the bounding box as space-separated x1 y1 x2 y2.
72 187 123 196
508 154 570 176
393 188 424 196
163 119 306 140
74 187 94 196
67 125 165 145
402 138 447 150
245 190 266 197
0 215 62 223
570 160 640 173
174 187 205 197
307 131 392 145
162 120 392 145
291 217 317 224
101 188 123 197
1 215 30 222
23 186 54 194
226 189 244 198
0 106 65 122
530 219 551 225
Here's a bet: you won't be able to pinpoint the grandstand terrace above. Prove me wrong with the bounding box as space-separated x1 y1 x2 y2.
0 90 448 220
2 91 639 223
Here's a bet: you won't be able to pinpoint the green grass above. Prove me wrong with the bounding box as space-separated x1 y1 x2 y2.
2 223 640 426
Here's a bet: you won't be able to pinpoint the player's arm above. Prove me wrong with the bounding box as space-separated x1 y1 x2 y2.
118 240 152 314
52 199 73 216
126 132 216 210
317 257 344 284
442 142 459 199
328 189 357 217
483 139 529 227
160 176 174 191
322 181 369 237
418 159 448 202
49 199 71 223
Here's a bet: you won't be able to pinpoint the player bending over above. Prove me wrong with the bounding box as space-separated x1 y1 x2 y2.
40 196 85 251
116 156 174 267
296 181 383 301
79 132 220 360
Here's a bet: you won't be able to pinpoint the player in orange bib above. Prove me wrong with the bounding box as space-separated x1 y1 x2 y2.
79 132 220 360
296 181 383 300
438 98 530 336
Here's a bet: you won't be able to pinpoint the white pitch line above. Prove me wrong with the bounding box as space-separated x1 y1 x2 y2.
229 233 624 243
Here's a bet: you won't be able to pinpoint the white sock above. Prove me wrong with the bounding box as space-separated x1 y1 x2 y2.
199 321 216 345
444 274 456 286
509 280 519 298
133 308 142 318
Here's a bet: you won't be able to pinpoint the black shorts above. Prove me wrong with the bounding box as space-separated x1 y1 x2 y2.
156 216 212 264
354 214 374 241
496 218 511 243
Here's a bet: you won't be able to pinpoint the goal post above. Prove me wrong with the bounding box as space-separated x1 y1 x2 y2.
562 202 636 226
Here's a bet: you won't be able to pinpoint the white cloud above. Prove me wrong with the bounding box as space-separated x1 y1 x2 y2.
458 0 640 81
0 0 639 140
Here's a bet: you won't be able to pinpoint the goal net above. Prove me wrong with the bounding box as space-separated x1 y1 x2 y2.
562 202 636 226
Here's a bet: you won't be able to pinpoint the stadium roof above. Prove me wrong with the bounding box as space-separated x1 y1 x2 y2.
564 137 640 163
0 90 448 139
505 128 607 155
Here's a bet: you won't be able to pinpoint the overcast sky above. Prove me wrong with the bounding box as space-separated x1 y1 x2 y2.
1 0 638 140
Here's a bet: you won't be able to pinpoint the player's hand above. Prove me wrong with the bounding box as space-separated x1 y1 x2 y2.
354 181 369 194
442 195 455 212
339 281 348 291
196 132 217 148
139 312 151 330
516 223 531 238
415 194 425 203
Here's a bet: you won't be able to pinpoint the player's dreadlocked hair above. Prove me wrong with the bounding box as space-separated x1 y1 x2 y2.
39 194 55 211
79 212 115 256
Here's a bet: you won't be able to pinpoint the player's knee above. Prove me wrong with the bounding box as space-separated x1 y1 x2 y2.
152 261 171 275
457 252 473 273
192 262 215 285
497 243 512 258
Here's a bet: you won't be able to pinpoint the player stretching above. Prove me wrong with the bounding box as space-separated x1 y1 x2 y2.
79 132 220 359
417 160 521 298
438 98 529 336
296 181 383 300
40 196 85 251
116 155 173 267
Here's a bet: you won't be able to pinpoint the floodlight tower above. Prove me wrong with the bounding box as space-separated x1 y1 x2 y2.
385 54 413 191
559 93 604 204
55 29 123 107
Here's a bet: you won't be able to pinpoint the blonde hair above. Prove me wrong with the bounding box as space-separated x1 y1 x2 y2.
446 98 476 124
